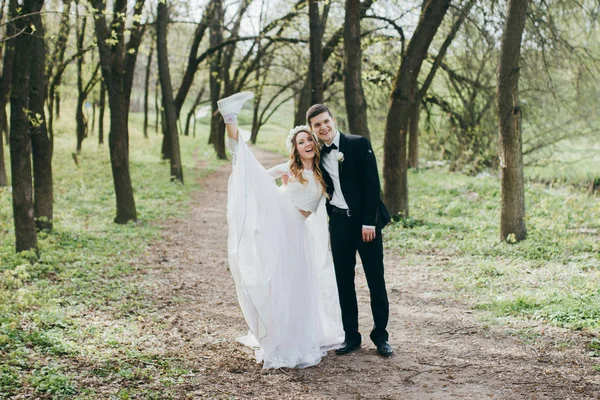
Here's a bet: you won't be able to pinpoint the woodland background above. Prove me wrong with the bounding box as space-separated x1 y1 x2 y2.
1 0 600 397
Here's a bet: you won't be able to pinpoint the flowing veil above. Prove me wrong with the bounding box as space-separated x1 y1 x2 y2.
227 138 343 368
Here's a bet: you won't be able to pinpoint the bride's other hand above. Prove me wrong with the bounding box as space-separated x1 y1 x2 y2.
281 174 289 186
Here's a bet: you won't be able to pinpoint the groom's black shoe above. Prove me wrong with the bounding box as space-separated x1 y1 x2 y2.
376 341 393 357
335 341 361 355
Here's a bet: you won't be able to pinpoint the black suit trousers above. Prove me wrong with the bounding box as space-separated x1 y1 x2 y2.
329 212 389 345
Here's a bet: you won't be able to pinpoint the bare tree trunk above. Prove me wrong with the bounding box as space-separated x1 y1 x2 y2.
498 0 528 242
308 0 323 105
383 0 450 218
10 6 37 252
76 12 87 153
98 80 105 145
143 37 154 139
0 0 15 187
154 75 160 135
91 0 145 224
343 0 370 139
208 0 225 158
408 101 420 168
29 0 53 232
184 87 204 137
157 1 183 183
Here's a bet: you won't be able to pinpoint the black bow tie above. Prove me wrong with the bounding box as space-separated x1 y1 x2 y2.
323 143 338 154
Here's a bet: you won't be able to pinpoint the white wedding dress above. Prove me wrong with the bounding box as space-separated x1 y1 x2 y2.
227 137 344 368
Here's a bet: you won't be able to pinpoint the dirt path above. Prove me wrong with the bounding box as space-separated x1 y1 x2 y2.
140 146 600 399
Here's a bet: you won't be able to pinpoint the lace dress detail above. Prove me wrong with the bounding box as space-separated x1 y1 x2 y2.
267 163 323 213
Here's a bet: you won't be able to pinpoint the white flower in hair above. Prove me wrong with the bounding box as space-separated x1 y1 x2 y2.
286 125 312 154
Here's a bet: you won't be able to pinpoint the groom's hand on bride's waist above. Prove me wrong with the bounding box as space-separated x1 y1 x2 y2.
362 226 376 242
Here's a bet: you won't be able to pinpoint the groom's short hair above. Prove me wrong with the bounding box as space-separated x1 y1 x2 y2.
306 104 333 126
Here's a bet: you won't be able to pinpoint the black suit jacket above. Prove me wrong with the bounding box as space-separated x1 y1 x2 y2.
320 132 391 229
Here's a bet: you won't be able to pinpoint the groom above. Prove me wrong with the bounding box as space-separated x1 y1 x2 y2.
307 104 393 357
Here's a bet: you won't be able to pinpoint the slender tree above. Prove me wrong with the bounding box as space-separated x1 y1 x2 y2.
157 0 183 183
343 0 370 139
98 80 105 145
90 0 146 224
0 0 16 188
143 35 154 139
498 0 528 242
184 86 205 137
10 1 37 251
29 0 53 231
383 0 451 218
308 0 324 105
75 9 101 153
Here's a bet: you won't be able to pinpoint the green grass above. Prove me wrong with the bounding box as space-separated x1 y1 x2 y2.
0 109 221 398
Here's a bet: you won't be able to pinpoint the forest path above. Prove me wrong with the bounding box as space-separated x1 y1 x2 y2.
139 145 599 399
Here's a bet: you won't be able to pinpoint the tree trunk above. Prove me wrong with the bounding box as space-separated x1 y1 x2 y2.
343 0 370 140
154 76 160 135
91 0 144 224
208 0 226 158
293 0 374 126
157 1 183 183
408 100 420 168
143 38 154 139
10 9 37 252
0 0 15 187
160 97 172 160
184 87 204 137
498 0 528 242
308 0 323 105
383 0 450 218
76 14 87 153
98 80 105 145
0 125 5 187
29 0 53 231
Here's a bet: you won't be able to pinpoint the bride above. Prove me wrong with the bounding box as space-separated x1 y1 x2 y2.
219 92 344 368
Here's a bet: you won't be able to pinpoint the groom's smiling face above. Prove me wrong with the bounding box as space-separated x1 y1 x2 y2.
309 112 336 145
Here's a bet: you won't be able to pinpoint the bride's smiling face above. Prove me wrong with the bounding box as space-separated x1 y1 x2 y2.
295 131 317 161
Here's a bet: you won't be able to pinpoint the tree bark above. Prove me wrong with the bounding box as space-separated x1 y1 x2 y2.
98 80 105 145
76 12 87 153
91 0 145 224
0 0 15 187
28 0 53 232
143 37 154 139
184 87 204 137
383 0 451 218
208 0 225 157
157 1 183 183
308 0 323 105
498 0 528 242
343 0 370 140
10 6 37 252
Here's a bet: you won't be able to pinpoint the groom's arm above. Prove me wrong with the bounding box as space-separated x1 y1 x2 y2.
358 137 381 228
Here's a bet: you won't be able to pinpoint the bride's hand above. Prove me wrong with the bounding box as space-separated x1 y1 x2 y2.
281 174 289 186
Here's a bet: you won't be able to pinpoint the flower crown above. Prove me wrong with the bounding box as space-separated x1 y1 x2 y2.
285 125 313 153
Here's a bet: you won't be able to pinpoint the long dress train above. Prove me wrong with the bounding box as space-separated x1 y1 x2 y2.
226 138 343 368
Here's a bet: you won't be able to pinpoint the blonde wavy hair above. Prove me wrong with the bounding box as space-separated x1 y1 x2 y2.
288 127 327 195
